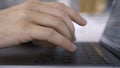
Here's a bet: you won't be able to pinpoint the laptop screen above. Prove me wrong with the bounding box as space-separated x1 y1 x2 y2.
100 0 120 58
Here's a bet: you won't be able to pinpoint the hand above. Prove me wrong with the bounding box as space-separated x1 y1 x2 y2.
0 0 87 52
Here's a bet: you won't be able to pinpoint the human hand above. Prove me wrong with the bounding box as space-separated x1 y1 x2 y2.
0 0 87 52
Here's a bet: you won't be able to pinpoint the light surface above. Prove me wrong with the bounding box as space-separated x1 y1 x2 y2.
74 14 109 42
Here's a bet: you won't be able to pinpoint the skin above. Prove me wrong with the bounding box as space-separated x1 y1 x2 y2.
0 0 87 52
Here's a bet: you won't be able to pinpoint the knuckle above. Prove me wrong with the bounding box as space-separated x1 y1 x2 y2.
20 3 36 20
46 16 58 24
54 18 65 28
46 28 56 38
54 8 67 19
46 16 64 28
48 16 64 26
54 20 64 27
56 10 66 18
48 16 56 22
59 37 69 47
60 37 66 43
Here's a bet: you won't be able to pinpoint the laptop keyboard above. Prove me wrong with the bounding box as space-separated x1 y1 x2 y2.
33 43 111 65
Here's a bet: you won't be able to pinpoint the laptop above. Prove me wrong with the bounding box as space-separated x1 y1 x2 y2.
0 0 120 68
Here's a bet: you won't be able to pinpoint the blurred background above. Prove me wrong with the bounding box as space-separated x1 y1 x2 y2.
54 0 114 42
42 0 115 42
0 0 115 42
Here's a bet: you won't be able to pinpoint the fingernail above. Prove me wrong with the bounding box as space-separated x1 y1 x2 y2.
82 19 87 26
70 44 77 52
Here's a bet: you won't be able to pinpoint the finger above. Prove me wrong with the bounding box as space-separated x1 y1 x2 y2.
30 2 75 40
27 10 72 41
40 2 87 26
33 40 56 48
28 25 77 52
